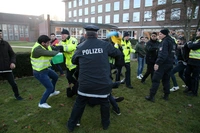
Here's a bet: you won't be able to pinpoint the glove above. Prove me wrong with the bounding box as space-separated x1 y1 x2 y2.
55 46 64 52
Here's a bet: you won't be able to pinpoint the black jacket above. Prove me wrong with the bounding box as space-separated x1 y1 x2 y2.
145 39 159 64
0 39 16 71
72 37 121 98
155 35 176 66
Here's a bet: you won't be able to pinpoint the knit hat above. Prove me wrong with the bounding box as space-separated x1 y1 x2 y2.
160 28 169 35
123 32 130 37
61 29 70 35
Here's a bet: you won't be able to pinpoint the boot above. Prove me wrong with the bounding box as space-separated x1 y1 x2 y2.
163 94 169 101
145 94 155 102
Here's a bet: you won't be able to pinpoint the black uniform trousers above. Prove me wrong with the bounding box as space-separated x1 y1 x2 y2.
0 72 19 97
150 64 173 96
185 64 200 95
66 68 77 85
67 95 110 131
142 63 154 82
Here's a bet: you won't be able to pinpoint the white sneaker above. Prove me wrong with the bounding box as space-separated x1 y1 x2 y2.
170 86 179 92
38 103 51 108
139 74 143 78
182 85 187 88
49 90 60 97
137 76 142 80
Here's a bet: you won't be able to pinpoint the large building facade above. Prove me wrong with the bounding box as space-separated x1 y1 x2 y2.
63 0 200 39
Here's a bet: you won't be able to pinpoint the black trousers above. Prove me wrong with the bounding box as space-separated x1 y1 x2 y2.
67 95 110 130
66 68 77 84
185 64 200 95
142 63 154 82
0 72 19 97
150 64 173 96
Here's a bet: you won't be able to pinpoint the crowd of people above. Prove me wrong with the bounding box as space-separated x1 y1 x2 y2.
0 26 200 132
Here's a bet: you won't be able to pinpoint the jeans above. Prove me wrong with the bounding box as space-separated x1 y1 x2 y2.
33 68 58 104
137 57 145 76
67 95 110 130
170 62 186 87
0 72 19 97
142 63 154 82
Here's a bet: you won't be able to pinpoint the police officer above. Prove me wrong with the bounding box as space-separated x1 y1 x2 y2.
184 28 200 96
66 25 121 132
145 29 176 102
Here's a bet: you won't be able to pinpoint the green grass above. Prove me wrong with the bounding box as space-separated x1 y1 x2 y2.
8 41 34 53
0 62 200 133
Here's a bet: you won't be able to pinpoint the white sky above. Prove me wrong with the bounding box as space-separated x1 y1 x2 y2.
0 0 65 20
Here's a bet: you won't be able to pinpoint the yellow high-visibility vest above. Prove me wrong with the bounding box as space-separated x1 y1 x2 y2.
189 39 200 60
30 42 52 71
121 39 135 63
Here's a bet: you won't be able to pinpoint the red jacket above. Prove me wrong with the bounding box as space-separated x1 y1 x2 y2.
50 38 59 46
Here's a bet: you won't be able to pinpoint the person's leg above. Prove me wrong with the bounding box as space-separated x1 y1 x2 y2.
99 97 110 129
141 63 152 82
33 70 54 104
178 63 187 84
67 95 88 131
4 72 20 98
170 66 178 87
162 67 172 100
56 64 64 75
48 68 59 93
66 68 77 85
190 66 200 96
141 57 145 75
124 63 132 87
184 65 192 93
137 57 142 76
115 66 122 82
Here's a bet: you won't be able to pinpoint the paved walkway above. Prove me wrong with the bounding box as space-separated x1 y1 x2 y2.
11 46 32 49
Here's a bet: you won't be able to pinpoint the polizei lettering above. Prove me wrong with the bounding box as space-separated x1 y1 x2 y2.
82 48 103 55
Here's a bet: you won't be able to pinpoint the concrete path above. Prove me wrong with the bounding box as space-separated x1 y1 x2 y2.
11 46 32 49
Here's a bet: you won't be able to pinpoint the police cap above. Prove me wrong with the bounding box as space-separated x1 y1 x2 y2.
83 25 99 32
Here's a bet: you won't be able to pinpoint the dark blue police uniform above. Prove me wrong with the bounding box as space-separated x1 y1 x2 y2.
67 25 121 131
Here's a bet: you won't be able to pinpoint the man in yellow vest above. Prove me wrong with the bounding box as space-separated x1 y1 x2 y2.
30 35 61 108
57 29 78 87
184 28 200 96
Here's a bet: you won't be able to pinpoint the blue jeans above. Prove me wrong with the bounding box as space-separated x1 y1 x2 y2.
170 62 186 87
137 57 145 76
33 68 58 104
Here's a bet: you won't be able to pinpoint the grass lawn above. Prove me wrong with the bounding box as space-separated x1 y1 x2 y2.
0 62 200 133
8 41 34 53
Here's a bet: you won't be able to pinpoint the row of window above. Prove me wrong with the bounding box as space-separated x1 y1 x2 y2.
68 0 182 9
0 24 29 41
68 6 199 24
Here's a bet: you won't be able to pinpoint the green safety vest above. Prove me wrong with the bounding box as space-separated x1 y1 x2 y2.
30 42 52 71
121 40 135 63
189 39 200 60
60 37 78 70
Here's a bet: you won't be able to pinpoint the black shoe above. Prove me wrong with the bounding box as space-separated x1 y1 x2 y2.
183 88 191 93
141 80 145 84
115 97 124 102
112 107 121 115
66 123 74 132
162 94 169 101
187 92 198 97
15 96 23 100
112 81 121 88
145 95 155 102
103 126 109 130
126 85 133 89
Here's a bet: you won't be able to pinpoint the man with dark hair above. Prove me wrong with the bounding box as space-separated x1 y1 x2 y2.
30 35 62 108
145 28 176 102
66 25 121 132
0 29 23 100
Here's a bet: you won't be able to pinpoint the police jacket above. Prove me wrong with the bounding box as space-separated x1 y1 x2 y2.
187 37 200 66
155 35 176 66
72 37 121 98
0 39 16 71
145 39 159 64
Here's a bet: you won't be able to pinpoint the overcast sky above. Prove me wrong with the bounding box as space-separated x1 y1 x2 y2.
0 0 65 20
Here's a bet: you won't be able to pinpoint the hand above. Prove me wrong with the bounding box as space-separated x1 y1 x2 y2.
10 63 16 69
154 64 159 71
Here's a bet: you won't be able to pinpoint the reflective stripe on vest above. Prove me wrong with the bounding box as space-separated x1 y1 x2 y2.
121 40 131 63
30 43 52 71
189 39 200 60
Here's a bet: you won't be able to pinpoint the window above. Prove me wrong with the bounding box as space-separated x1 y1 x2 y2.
8 25 14 40
68 1 72 9
79 9 82 16
79 19 82 22
123 13 129 22
85 18 88 23
98 0 102 1
105 3 111 12
113 14 119 23
85 0 88 5
105 15 110 24
187 6 199 19
24 26 29 38
114 1 120 11
133 12 140 22
98 5 102 13
158 0 166 5
14 25 19 40
73 20 77 22
19 25 24 38
145 0 152 7
73 0 77 7
144 11 152 21
172 0 182 3
157 9 166 21
79 0 82 6
91 6 95 14
69 11 72 18
91 17 95 23
134 0 141 8
123 0 130 10
171 8 181 20
91 0 95 3
73 10 77 17
84 7 88 15
98 16 102 23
